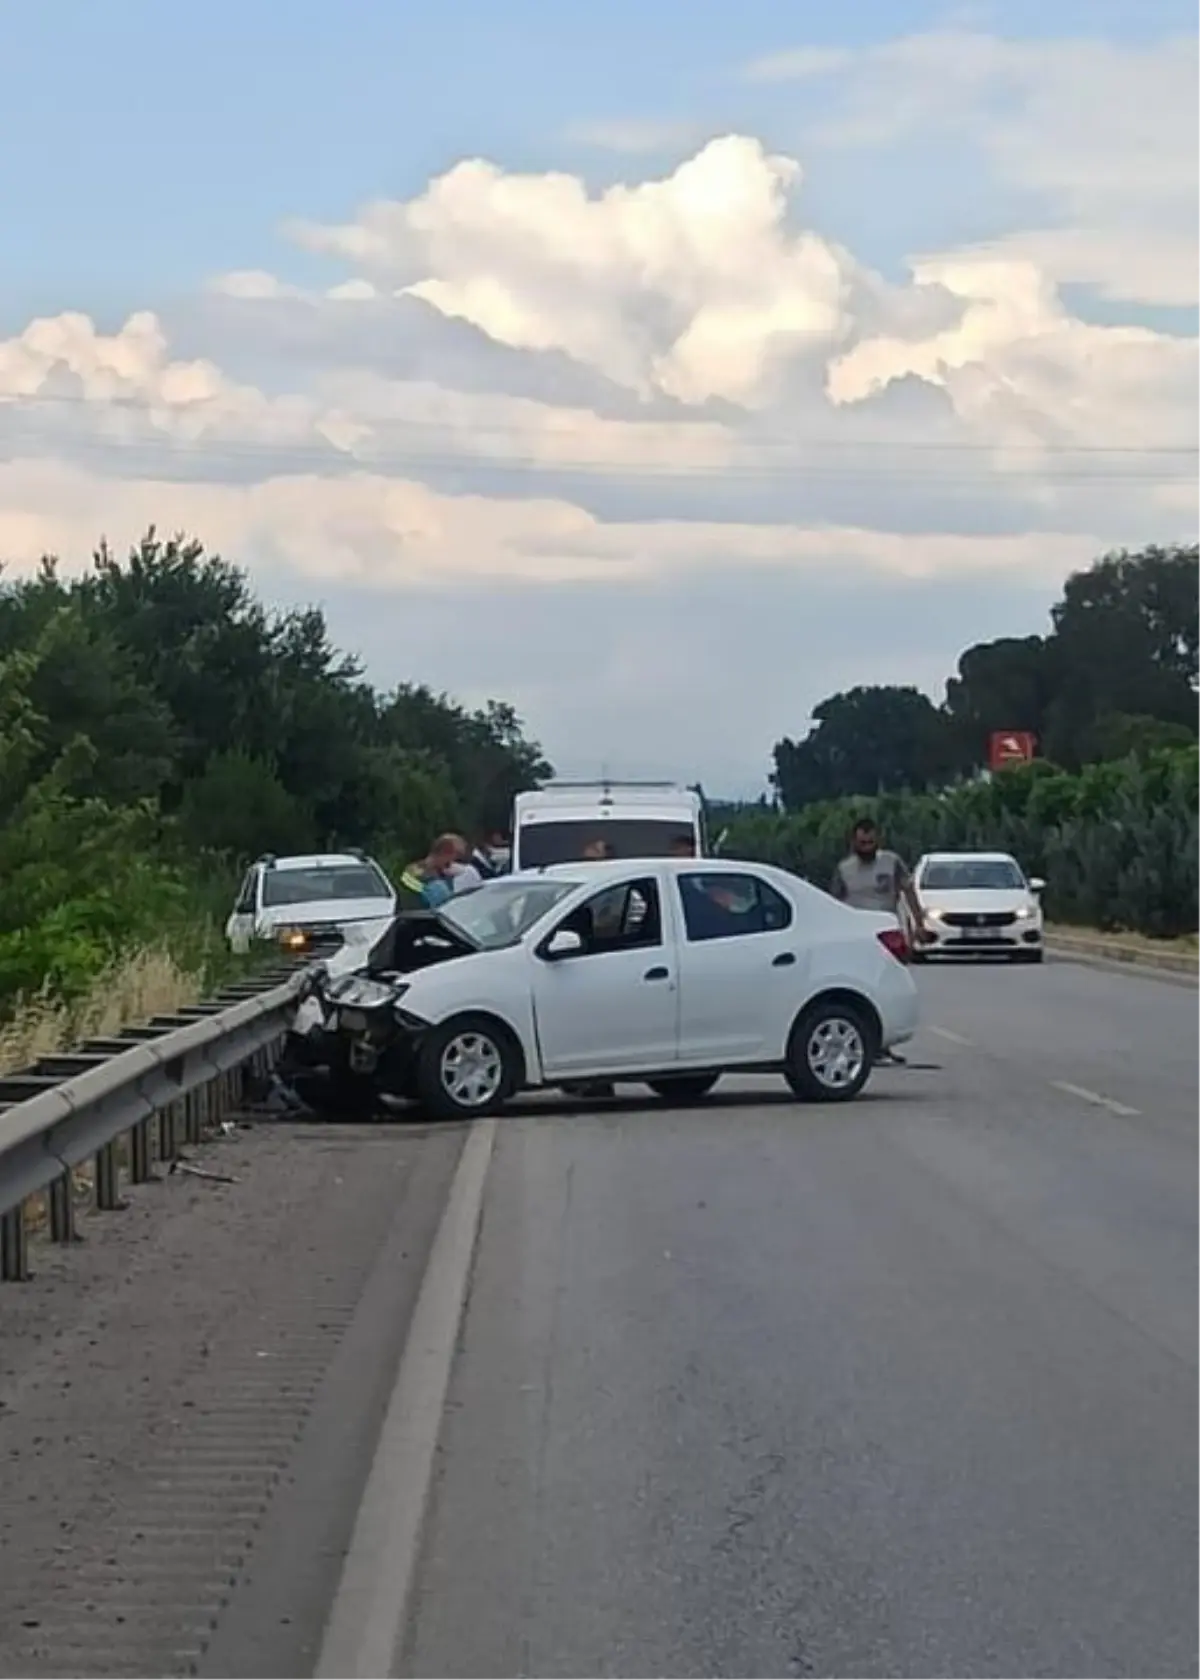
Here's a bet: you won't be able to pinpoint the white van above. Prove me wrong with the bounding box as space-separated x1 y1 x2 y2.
511 780 708 870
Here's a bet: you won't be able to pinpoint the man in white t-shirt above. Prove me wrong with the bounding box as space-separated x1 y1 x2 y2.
830 817 928 1064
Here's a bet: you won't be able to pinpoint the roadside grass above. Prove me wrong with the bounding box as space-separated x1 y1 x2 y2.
1046 923 1198 954
0 946 202 1078
1 931 264 1236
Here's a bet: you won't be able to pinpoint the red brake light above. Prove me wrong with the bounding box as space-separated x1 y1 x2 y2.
877 927 909 963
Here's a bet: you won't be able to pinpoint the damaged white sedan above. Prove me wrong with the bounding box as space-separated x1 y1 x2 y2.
288 858 920 1120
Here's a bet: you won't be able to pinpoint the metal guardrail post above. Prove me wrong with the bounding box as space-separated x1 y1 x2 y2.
158 1102 179 1163
184 1090 201 1146
95 1140 122 1212
129 1118 153 1184
48 1170 77 1245
1 1206 28 1282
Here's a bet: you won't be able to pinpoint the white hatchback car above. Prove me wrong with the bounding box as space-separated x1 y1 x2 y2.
225 851 396 955
319 857 920 1117
904 851 1046 963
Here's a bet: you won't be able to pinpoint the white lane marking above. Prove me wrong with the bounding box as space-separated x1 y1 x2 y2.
929 1025 975 1046
315 1117 497 1679
1051 1080 1141 1119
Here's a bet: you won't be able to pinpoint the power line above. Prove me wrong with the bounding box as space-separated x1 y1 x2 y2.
0 398 1189 487
0 436 1192 487
0 388 1195 457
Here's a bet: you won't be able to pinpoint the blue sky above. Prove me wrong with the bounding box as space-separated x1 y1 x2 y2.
1 0 1193 317
0 0 1195 792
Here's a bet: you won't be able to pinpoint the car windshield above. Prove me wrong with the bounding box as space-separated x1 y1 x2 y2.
261 863 392 906
920 859 1025 891
517 818 696 867
436 877 581 949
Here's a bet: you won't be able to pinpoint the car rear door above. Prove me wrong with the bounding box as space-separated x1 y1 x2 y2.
531 872 680 1077
672 870 807 1064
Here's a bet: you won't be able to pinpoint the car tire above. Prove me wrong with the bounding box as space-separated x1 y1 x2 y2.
646 1073 721 1104
416 1014 520 1120
314 1060 377 1121
785 997 878 1103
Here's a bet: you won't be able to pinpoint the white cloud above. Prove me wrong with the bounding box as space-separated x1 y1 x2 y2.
0 76 1194 784
289 136 864 407
0 457 1102 592
749 28 1198 307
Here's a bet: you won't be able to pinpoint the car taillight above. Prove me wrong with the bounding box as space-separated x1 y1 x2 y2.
877 927 909 963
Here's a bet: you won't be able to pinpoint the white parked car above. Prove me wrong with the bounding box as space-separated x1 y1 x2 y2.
311 857 920 1118
903 851 1045 963
225 851 396 955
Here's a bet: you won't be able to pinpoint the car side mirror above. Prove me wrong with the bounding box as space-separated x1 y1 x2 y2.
543 927 584 960
1029 877 1046 894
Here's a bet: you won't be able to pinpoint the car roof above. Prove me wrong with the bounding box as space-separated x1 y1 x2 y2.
920 850 1019 864
530 857 791 883
267 853 376 871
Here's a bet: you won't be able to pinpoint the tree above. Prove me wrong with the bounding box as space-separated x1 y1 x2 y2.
1042 544 1199 768
0 525 559 1014
943 635 1054 769
772 686 956 810
1086 712 1197 761
176 750 316 860
379 686 550 834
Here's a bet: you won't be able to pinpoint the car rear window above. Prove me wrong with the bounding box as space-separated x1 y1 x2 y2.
261 864 391 906
517 818 696 867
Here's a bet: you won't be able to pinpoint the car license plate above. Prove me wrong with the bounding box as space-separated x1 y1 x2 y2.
961 928 993 942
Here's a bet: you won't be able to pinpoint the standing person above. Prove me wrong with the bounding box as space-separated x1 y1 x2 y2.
397 834 467 911
829 817 928 1065
449 831 511 893
473 830 511 876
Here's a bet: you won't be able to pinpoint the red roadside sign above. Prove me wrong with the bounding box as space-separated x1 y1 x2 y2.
988 730 1037 771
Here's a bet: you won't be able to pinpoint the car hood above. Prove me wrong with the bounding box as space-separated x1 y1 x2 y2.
314 912 481 991
257 896 396 931
919 889 1035 916
365 910 482 978
318 916 402 979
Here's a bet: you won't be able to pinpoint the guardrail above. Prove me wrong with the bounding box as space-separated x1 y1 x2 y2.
0 963 311 1283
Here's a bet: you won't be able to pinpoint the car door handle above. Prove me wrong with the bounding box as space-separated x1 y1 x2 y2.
772 952 797 967
643 965 670 981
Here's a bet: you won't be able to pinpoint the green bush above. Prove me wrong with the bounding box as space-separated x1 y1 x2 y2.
0 530 551 1020
722 748 1198 939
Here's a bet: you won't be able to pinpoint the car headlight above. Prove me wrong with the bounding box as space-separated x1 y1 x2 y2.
1015 904 1039 921
277 926 310 951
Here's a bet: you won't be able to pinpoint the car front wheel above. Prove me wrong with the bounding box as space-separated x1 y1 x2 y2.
416 1015 519 1119
646 1073 721 1104
312 1055 377 1121
785 998 878 1103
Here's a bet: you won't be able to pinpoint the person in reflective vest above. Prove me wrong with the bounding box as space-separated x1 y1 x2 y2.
397 834 467 910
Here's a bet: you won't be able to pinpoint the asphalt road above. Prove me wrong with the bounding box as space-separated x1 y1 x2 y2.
1 955 1194 1678
397 956 1197 1679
